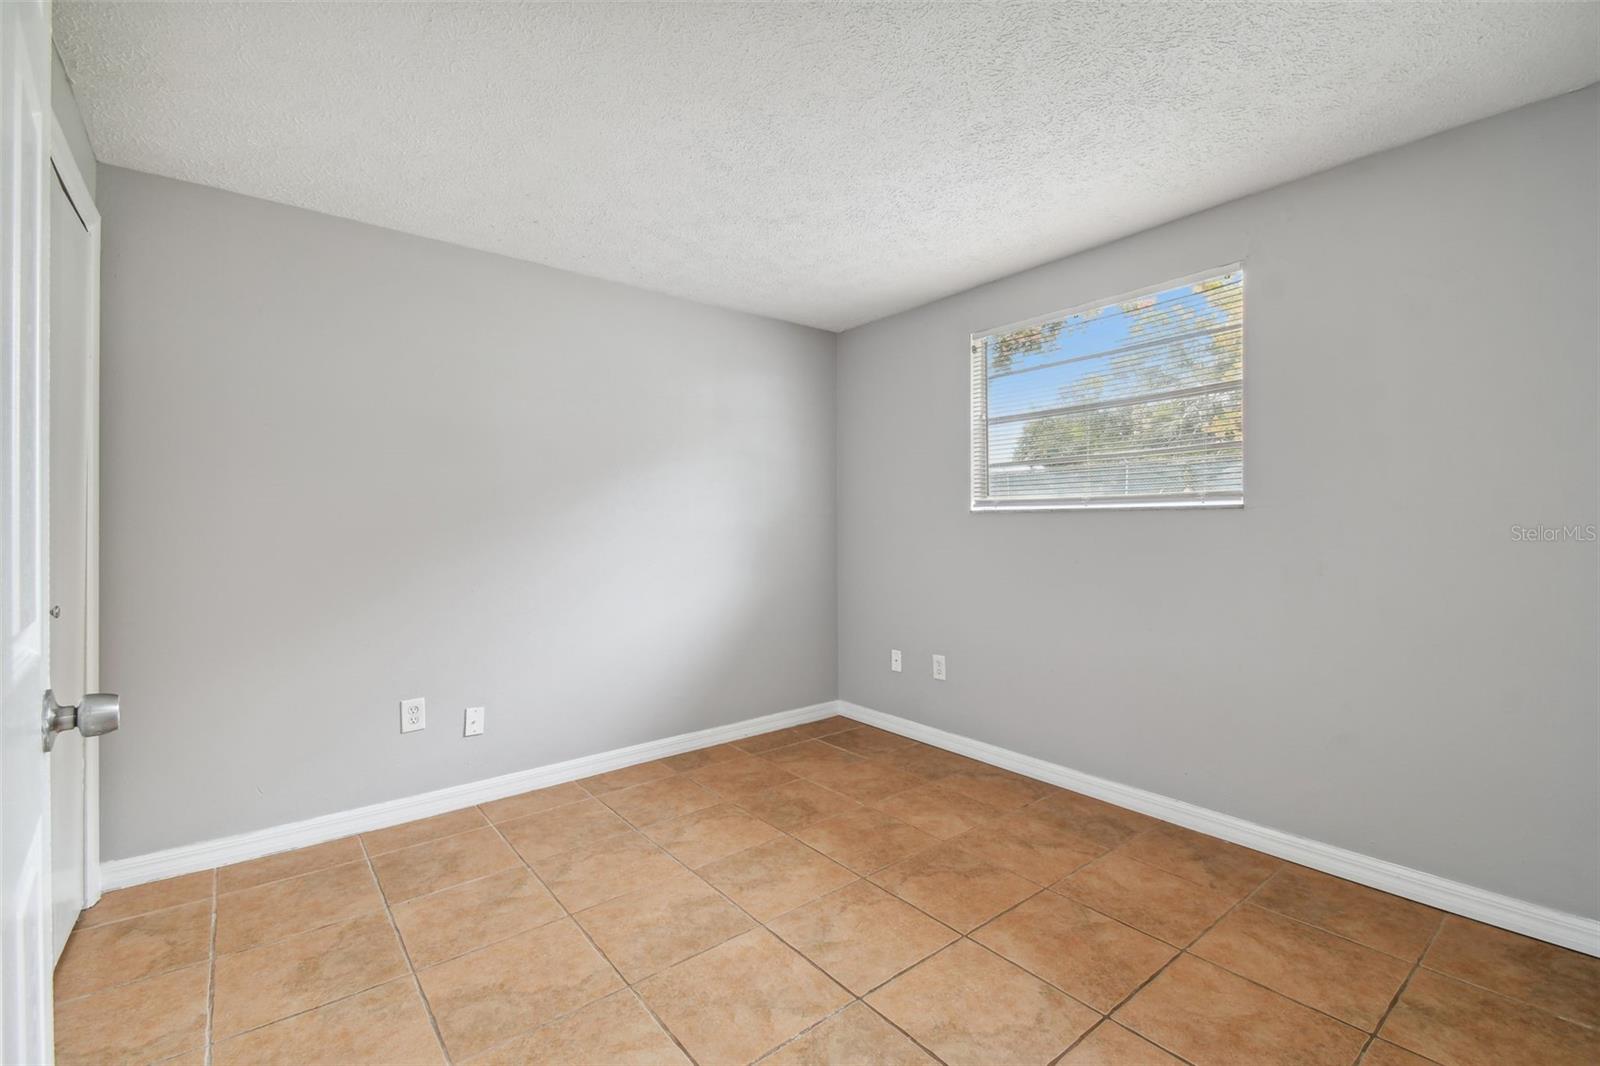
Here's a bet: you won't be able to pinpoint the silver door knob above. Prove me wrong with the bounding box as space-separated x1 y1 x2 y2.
42 689 120 751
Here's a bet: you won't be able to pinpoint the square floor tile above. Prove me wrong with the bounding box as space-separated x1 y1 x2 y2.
498 797 633 862
218 837 365 893
53 900 212 999
478 781 589 823
576 867 753 981
1117 824 1279 898
821 726 916 758
579 759 677 795
75 871 213 930
637 928 851 1065
759 1002 938 1066
1380 968 1599 1066
465 990 690 1066
742 779 863 831
801 759 928 804
391 866 564 967
768 880 957 995
1057 1022 1184 1065
1251 865 1442 961
762 739 867 777
1191 903 1412 1030
733 727 814 753
869 784 1000 839
937 766 1055 810
1423 915 1600 1027
601 774 722 827
1054 850 1236 946
1025 790 1157 849
870 842 1036 932
417 918 623 1061
867 940 1097 1066
642 803 784 868
699 837 857 922
952 809 1102 884
659 743 747 773
789 716 862 740
973 891 1176 1012
361 807 487 856
212 912 409 1038
369 826 520 903
211 977 443 1065
792 808 939 875
215 859 385 955
1114 955 1366 1066
690 756 800 800
873 743 981 780
54 962 207 1066
528 831 681 911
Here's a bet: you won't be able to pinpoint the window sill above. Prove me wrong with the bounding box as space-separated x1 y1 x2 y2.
971 496 1244 513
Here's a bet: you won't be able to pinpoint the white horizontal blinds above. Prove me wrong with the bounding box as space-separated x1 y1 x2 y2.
971 267 1244 508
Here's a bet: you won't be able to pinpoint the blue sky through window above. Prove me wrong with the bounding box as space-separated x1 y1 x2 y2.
984 272 1241 464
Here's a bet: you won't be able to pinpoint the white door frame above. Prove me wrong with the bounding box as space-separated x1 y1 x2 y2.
1 0 56 1060
49 112 102 910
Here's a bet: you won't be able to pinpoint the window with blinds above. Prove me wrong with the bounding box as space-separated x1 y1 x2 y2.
971 266 1244 511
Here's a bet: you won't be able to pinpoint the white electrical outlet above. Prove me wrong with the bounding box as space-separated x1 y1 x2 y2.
464 706 485 737
890 649 902 672
400 697 426 733
932 654 946 681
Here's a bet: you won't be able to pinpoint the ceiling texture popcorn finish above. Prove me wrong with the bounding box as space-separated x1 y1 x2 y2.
54 1 1599 330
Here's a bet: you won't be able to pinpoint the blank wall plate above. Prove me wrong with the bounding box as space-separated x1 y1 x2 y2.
400 697 426 733
464 706 485 737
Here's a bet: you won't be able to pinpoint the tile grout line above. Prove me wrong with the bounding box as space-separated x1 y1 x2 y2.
64 853 395 1007
356 834 453 1065
203 868 218 1066
785 758 1164 1062
1232 876 1437 964
196 854 442 1055
1051 857 1279 1065
1355 913 1449 1062
591 798 854 1066
664 764 1008 1066
478 810 705 1066
534 738 960 1066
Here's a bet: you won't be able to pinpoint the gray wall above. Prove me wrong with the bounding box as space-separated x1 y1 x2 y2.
98 168 837 858
836 88 1600 918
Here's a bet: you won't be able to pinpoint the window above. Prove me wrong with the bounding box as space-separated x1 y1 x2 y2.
970 266 1244 511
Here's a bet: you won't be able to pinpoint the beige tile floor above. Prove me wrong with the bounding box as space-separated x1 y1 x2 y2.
54 717 1600 1065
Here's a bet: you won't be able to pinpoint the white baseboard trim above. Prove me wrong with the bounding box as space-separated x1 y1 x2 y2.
104 696 1599 957
100 700 842 892
841 701 1600 957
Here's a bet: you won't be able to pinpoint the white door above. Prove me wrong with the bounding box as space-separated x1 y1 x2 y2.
48 132 99 961
1 0 57 1061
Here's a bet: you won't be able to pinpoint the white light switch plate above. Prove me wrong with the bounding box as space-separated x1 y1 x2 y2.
890 649 902 672
464 706 485 737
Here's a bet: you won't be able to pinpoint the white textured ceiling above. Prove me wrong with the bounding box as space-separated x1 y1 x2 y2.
55 2 1599 330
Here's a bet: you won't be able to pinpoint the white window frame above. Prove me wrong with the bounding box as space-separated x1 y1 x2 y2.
970 264 1245 513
